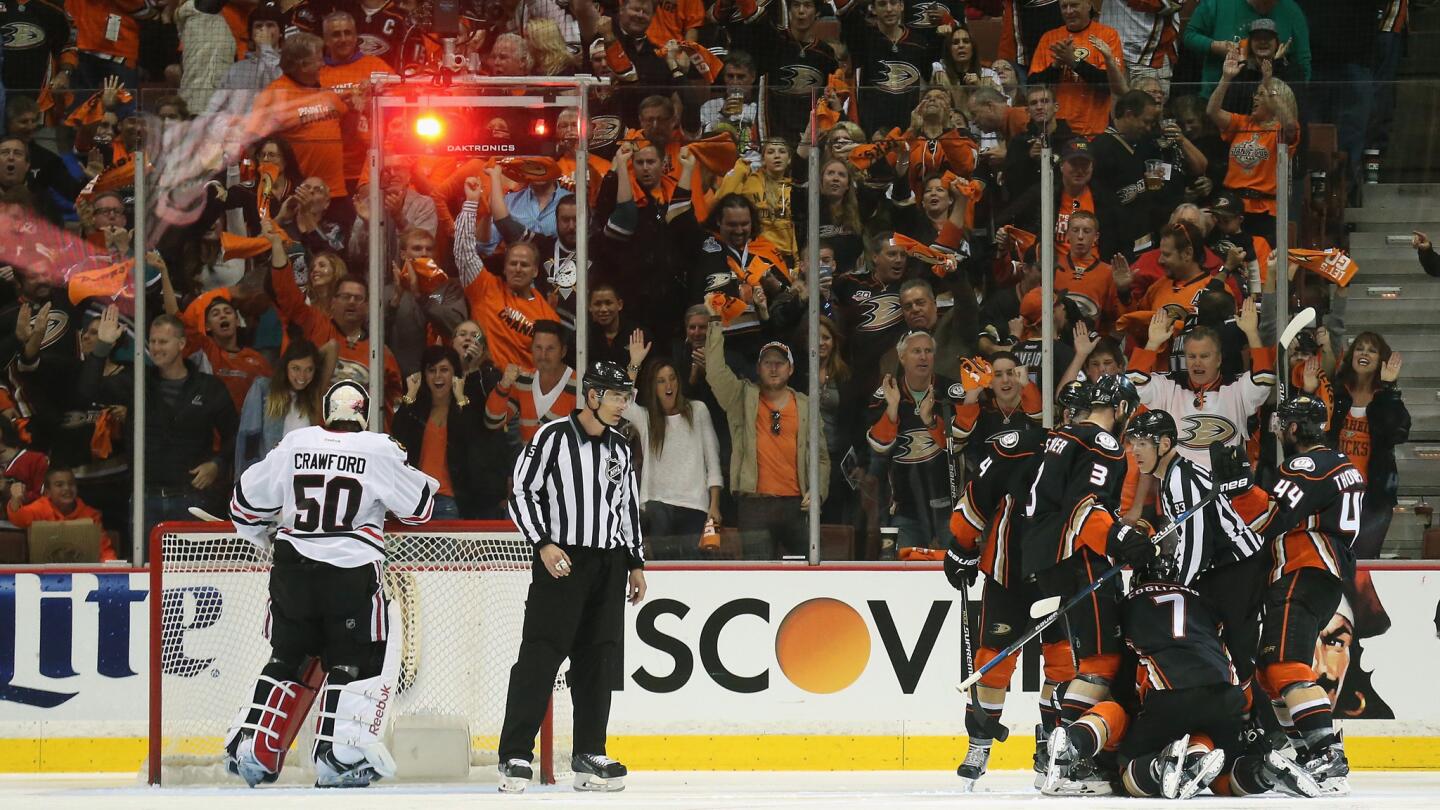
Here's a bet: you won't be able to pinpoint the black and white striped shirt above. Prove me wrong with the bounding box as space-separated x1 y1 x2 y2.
1159 455 1265 585
509 413 645 567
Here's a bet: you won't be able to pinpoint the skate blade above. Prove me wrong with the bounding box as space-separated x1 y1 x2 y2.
1318 776 1350 796
1160 735 1190 799
574 772 626 792
955 776 978 793
1177 750 1226 800
1042 779 1113 796
498 776 529 794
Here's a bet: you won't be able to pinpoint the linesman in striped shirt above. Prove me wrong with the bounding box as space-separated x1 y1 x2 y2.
497 361 647 794
1124 409 1269 717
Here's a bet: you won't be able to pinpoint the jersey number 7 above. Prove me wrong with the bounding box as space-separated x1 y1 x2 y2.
294 475 364 533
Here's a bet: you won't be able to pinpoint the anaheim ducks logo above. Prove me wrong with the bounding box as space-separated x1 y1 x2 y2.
994 430 1021 450
895 428 943 463
1179 414 1237 449
2 22 47 49
358 34 391 58
589 116 622 150
772 65 826 96
856 294 903 332
908 2 946 28
1161 302 1191 323
1063 290 1101 321
1231 133 1271 170
875 61 922 94
546 257 578 298
32 308 69 352
333 356 369 386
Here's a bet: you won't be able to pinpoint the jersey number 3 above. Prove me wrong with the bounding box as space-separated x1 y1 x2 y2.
294 475 363 533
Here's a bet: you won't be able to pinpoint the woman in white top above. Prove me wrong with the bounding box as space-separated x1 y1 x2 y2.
626 336 724 559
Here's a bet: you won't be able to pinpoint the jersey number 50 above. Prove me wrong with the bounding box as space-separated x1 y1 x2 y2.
294 475 363 533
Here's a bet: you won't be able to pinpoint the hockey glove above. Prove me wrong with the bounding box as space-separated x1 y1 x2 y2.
1106 521 1157 567
944 544 979 590
1208 442 1253 495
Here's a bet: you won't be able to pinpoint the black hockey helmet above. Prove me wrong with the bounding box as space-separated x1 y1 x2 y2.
1277 393 1329 443
1056 379 1093 414
583 361 634 394
1126 409 1178 447
1136 529 1182 585
1088 374 1140 415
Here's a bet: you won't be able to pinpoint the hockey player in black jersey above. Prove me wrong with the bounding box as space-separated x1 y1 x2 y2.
1022 375 1147 739
945 420 1064 790
1043 543 1322 799
1125 410 1271 714
1252 393 1365 794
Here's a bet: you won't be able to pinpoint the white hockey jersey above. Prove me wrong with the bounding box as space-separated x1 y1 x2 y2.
230 426 439 567
1127 347 1275 469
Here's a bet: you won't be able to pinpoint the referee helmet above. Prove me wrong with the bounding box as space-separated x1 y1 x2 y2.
323 380 370 431
583 361 633 394
1126 409 1178 447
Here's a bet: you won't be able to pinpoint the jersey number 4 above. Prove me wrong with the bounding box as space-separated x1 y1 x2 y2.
294 475 363 533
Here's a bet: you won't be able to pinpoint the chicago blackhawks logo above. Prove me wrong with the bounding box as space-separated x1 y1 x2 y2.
1179 414 1238 449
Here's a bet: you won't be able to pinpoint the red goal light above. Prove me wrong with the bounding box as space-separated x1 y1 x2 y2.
532 118 548 137
414 113 444 141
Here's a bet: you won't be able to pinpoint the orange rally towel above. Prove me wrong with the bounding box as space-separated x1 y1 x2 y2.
64 89 134 129
498 156 563 185
1291 248 1359 287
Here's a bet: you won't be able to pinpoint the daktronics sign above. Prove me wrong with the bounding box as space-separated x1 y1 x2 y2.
382 103 558 157
619 567 1048 726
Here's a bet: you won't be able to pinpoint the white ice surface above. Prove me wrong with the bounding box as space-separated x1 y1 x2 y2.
4 770 1439 809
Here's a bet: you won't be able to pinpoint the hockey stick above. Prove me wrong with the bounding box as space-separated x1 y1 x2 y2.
188 506 226 522
1276 306 1317 404
956 490 1219 693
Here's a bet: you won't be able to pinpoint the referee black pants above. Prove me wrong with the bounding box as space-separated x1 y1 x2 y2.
498 546 627 764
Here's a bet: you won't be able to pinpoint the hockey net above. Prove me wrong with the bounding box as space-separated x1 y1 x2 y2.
146 521 571 785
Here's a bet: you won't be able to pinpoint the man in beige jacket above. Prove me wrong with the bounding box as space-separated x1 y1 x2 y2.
703 301 829 559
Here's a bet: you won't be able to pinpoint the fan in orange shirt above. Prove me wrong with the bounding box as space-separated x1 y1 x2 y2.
317 12 396 187
1207 46 1299 232
1053 210 1121 331
1027 0 1127 137
7 467 118 561
250 33 350 200
176 290 274 412
646 0 704 48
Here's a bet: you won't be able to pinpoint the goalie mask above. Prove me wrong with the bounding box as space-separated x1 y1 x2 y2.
324 380 370 431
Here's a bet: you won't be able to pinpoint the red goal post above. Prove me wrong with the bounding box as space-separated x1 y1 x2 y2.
147 520 568 785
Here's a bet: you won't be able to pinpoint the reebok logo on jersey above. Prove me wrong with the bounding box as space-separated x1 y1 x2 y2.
1180 414 1237 449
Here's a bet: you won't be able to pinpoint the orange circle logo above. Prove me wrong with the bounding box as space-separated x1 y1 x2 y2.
774 598 871 694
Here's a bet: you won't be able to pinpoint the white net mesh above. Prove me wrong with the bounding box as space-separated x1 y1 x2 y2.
148 525 571 785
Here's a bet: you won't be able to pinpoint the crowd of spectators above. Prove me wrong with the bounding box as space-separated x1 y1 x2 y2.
0 0 1418 561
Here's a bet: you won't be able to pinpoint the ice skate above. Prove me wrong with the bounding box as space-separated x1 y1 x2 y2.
1176 748 1226 800
497 759 533 794
1158 734 1190 799
1260 749 1322 797
1042 728 1113 796
1042 726 1076 794
1299 737 1350 795
226 734 277 788
955 738 991 792
313 745 382 788
1031 724 1048 789
572 753 627 792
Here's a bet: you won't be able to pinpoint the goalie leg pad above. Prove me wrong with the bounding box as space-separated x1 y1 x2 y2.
312 601 402 785
224 674 307 785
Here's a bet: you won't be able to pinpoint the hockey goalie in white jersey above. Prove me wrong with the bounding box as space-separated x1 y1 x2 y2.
223 380 438 788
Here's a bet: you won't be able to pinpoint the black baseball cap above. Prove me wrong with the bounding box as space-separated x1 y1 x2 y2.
1060 139 1093 163
1206 190 1244 218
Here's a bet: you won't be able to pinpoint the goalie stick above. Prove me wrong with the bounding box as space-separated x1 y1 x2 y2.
955 490 1219 694
189 506 226 522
